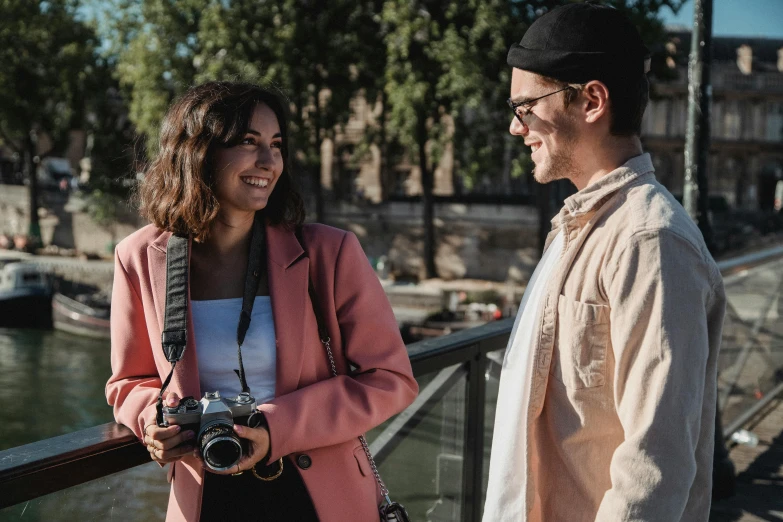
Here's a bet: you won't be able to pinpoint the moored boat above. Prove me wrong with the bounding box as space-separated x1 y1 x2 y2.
0 261 53 328
52 292 111 339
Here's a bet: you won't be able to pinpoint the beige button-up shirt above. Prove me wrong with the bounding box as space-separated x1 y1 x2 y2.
487 154 726 522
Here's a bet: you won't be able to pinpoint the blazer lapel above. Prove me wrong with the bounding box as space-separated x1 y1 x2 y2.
266 224 308 396
147 232 201 401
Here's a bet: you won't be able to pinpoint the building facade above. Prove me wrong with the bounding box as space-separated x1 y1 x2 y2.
642 31 783 212
320 31 783 212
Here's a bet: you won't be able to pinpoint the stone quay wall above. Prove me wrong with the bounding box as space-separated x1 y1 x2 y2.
1 186 541 283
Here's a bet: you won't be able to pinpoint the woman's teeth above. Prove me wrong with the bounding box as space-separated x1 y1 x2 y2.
531 143 541 153
241 177 269 188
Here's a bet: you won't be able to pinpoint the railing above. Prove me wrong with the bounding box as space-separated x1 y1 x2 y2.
2 246 782 521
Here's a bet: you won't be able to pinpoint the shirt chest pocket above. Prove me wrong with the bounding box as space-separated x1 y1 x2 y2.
551 295 609 390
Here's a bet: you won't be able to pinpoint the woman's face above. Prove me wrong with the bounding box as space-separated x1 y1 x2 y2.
212 103 283 217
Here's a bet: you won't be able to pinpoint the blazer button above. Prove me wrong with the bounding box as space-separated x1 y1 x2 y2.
297 454 312 470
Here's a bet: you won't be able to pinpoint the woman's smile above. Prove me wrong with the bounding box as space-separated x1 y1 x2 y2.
240 176 271 188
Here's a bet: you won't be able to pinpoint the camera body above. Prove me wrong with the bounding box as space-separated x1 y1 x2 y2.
163 391 258 472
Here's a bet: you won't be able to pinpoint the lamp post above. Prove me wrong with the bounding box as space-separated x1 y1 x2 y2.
683 0 714 251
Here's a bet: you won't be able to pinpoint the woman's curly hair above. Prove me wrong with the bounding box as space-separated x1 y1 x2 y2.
139 81 305 240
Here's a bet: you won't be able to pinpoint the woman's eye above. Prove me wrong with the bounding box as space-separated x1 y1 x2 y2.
240 137 255 145
271 141 282 149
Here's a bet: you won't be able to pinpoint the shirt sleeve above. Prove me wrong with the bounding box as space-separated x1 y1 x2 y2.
595 229 720 521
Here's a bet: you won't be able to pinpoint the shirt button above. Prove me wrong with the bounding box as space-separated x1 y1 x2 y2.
297 454 312 470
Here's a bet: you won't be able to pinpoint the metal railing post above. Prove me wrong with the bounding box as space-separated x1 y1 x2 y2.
462 347 487 522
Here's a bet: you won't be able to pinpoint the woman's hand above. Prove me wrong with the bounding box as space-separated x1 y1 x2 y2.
208 423 271 476
143 393 196 464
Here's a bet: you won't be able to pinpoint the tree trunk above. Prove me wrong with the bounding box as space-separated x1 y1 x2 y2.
313 90 325 223
379 90 389 201
417 119 437 279
24 130 41 244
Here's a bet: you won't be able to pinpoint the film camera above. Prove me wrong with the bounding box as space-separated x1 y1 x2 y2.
162 391 264 472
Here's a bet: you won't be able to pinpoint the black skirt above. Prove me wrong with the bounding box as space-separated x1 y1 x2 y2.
200 458 319 521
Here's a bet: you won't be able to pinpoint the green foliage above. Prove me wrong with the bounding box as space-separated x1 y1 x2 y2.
105 0 386 189
446 0 686 193
104 0 203 152
2 0 686 214
85 187 125 249
85 188 121 228
0 0 101 155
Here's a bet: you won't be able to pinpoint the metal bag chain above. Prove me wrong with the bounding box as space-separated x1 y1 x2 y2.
322 336 390 499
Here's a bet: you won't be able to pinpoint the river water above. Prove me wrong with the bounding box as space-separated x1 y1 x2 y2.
0 327 478 521
0 328 170 521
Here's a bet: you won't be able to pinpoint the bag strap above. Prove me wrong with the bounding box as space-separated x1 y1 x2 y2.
293 227 392 502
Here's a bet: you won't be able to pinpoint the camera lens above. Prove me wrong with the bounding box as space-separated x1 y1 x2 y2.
199 423 242 471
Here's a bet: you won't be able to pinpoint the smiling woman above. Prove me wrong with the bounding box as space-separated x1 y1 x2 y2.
107 81 418 521
211 103 284 218
139 82 304 242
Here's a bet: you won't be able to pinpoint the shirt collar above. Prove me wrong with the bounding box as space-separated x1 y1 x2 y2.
563 153 654 217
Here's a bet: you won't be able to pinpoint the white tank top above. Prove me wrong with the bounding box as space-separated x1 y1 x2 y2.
191 296 277 404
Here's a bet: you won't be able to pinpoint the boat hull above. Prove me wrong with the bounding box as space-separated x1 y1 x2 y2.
0 292 53 328
52 293 111 339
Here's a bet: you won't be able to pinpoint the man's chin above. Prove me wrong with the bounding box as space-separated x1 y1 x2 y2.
533 168 555 185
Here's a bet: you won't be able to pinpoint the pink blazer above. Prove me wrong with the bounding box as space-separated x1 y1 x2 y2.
106 223 418 521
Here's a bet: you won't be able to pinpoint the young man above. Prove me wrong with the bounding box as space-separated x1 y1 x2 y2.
483 3 726 522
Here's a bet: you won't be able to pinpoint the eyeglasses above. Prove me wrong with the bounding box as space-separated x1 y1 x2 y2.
507 86 571 125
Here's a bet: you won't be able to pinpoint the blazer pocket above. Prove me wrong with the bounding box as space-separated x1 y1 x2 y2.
353 445 370 477
552 294 609 390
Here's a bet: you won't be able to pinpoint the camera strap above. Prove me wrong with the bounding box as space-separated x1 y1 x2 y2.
156 213 267 426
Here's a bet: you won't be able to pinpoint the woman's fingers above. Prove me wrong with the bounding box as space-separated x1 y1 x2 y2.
142 410 196 464
146 432 195 463
146 428 195 451
144 424 183 445
205 425 270 475
165 392 180 407
153 441 196 463
233 424 271 471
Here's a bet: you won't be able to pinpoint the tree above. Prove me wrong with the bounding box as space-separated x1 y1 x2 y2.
382 0 686 265
0 0 101 243
107 0 203 152
107 0 385 222
382 0 518 278
196 0 383 221
85 188 123 251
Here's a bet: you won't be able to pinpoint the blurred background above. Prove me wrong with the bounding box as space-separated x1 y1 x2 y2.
1 0 780 281
1 1 782 521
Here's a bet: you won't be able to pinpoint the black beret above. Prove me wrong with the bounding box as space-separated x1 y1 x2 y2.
507 2 651 85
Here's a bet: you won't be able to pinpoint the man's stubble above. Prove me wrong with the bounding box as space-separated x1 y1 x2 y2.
532 112 580 186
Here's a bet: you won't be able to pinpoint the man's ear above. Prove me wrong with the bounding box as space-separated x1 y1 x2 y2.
581 80 610 125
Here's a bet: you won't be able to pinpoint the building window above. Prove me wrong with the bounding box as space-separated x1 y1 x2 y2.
642 99 668 136
671 97 687 137
765 102 783 141
723 100 741 139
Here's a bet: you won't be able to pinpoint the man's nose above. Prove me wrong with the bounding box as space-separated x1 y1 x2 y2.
509 115 527 137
